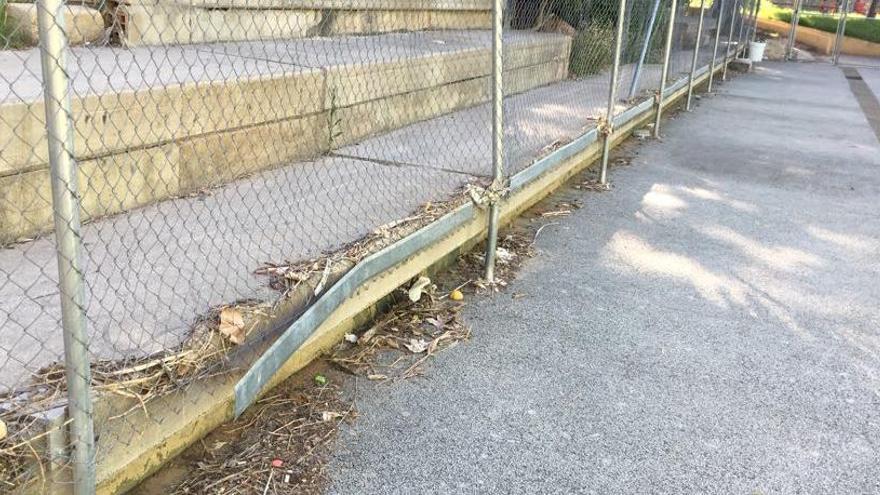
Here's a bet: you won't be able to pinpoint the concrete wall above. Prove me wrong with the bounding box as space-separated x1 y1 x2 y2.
0 34 571 244
117 0 492 46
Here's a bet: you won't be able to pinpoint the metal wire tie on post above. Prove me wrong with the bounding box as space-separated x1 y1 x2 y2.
467 183 509 210
597 115 614 137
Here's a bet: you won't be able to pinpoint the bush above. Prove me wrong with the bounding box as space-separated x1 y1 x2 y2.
566 0 672 77
551 0 618 28
0 0 25 50
569 23 617 76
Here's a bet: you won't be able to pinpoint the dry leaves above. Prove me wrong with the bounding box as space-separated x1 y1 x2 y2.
321 411 345 422
330 285 470 381
404 338 430 354
407 276 432 302
163 375 353 495
218 307 246 345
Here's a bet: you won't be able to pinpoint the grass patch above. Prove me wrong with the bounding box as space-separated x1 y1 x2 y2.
757 0 792 20
777 11 880 43
760 0 880 44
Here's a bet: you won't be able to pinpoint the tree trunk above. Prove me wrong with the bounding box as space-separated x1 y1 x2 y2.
868 0 878 18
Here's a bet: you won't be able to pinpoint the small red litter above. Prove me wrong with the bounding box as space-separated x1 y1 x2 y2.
271 458 284 468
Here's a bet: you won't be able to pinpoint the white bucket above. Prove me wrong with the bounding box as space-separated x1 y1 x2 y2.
749 41 766 62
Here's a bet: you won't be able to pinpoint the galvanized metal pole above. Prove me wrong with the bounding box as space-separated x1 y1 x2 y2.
707 0 726 92
833 0 850 64
686 0 706 111
484 0 504 283
722 0 739 80
735 1 746 55
744 0 758 55
654 0 679 138
628 0 663 100
750 0 761 46
35 0 96 493
599 0 629 186
785 0 802 60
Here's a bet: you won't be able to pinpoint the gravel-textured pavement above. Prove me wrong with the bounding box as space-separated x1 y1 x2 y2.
327 62 880 494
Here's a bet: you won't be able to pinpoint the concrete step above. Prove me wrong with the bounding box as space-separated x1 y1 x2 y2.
0 29 572 244
114 0 491 46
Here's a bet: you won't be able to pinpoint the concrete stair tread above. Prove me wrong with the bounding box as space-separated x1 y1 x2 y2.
1 30 566 104
1 28 571 245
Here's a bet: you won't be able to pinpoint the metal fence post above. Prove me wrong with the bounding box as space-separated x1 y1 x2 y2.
736 0 748 52
35 0 96 492
483 0 504 283
833 0 850 64
722 0 739 80
654 0 679 138
749 0 761 47
686 0 706 111
708 0 726 92
628 0 662 100
599 0 628 186
744 0 758 55
785 0 802 60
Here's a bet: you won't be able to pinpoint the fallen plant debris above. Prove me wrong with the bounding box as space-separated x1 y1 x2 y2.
576 180 611 191
0 191 477 491
329 285 471 381
254 192 474 296
540 209 571 218
218 307 247 345
133 157 616 493
463 229 539 291
168 224 546 494
539 199 582 218
153 364 354 495
0 299 271 489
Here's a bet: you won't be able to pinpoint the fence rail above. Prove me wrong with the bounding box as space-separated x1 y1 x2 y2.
0 0 746 491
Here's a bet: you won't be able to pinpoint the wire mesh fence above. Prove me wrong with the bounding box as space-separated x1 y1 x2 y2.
0 0 742 491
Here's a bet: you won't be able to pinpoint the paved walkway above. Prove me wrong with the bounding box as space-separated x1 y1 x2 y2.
328 62 880 493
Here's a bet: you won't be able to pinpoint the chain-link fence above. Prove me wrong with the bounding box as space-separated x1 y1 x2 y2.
0 0 743 491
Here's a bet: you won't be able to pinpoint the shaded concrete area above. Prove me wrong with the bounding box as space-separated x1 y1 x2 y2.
328 62 880 493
